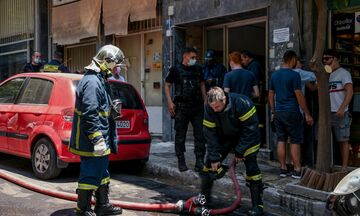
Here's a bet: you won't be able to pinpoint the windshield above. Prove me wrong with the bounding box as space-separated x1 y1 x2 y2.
109 82 143 110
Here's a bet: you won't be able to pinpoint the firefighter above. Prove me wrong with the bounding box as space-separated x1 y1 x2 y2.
201 87 264 216
68 45 123 216
164 47 207 172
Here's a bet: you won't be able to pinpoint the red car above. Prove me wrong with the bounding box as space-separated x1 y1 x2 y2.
0 73 151 179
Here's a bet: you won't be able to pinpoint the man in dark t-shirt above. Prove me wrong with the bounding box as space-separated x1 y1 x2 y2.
240 50 262 82
223 51 259 99
268 50 313 179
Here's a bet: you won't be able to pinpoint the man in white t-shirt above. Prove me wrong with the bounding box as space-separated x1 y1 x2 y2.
323 49 353 171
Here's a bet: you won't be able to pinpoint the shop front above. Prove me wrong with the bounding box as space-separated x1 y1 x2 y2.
161 0 305 161
329 2 360 167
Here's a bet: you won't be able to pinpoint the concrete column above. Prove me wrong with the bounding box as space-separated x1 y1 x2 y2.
34 0 41 52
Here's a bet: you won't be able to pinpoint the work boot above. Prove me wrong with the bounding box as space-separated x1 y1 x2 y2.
248 181 264 216
194 155 204 172
76 189 96 216
177 154 188 172
200 176 214 205
94 184 122 215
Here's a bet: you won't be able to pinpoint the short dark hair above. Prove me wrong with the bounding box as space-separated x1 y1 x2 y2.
54 51 63 59
182 47 197 55
240 50 254 58
323 49 340 59
283 50 297 63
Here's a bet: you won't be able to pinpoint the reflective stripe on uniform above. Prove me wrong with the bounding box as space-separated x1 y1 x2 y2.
98 111 110 117
74 108 82 115
246 174 262 181
244 144 260 157
76 116 81 149
203 119 216 128
100 177 110 185
78 183 98 190
239 106 256 121
68 147 111 157
43 64 60 72
88 131 102 140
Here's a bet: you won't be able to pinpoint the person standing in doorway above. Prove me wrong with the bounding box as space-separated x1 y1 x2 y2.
22 51 43 72
240 50 262 82
223 51 259 99
202 49 227 91
323 49 353 171
164 47 207 172
268 50 313 179
68 45 124 216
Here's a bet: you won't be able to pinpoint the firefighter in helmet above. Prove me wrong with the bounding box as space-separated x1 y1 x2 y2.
69 45 124 216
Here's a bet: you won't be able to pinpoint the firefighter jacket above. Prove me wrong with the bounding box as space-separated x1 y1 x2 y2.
203 93 260 162
69 70 118 157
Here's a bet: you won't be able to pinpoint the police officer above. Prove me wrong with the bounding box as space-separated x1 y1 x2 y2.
202 87 264 216
22 51 43 72
69 45 123 216
203 49 227 91
164 47 207 172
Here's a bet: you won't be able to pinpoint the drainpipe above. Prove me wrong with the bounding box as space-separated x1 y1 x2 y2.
34 0 41 52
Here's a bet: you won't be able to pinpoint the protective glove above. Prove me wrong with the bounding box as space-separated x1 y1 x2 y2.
94 138 107 156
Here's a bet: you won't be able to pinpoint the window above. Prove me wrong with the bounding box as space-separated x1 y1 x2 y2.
110 82 143 110
0 77 26 103
18 78 54 104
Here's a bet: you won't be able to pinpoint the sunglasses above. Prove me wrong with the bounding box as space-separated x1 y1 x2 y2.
322 56 334 61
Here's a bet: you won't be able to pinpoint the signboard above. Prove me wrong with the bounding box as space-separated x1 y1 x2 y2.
332 13 354 35
356 12 360 33
273 28 290 43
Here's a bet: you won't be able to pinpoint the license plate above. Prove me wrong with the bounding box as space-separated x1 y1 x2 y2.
116 120 130 128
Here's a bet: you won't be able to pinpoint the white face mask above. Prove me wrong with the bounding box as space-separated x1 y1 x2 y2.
34 58 41 64
188 59 197 66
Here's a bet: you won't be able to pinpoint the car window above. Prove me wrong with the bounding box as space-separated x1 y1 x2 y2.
110 82 143 110
0 77 26 104
17 78 54 105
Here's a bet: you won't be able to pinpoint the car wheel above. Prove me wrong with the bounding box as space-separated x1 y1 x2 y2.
31 138 62 180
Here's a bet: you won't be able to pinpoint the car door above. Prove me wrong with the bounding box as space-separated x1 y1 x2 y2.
7 77 53 154
0 77 26 151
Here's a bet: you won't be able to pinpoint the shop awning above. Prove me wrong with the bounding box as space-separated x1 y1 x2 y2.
52 0 101 45
52 0 157 44
102 0 157 36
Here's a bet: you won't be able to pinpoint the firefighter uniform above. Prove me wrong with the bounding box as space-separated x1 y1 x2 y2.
202 92 264 215
69 70 117 189
165 64 206 171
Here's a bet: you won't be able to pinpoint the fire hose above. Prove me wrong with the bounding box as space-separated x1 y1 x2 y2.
0 158 241 215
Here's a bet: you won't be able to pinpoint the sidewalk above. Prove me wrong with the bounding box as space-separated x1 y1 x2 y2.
146 138 331 216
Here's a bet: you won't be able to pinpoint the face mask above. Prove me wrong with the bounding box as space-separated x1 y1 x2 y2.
114 66 121 75
34 58 41 64
188 59 196 66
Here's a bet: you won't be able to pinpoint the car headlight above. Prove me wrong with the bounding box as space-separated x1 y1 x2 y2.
333 168 360 195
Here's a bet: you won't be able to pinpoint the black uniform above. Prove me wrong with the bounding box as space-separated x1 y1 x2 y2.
202 92 263 215
165 64 206 162
22 62 43 72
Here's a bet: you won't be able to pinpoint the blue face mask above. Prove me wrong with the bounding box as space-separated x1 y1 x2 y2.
188 59 196 66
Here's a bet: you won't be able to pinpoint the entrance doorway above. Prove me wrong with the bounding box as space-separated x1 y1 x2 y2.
115 31 163 135
205 17 268 147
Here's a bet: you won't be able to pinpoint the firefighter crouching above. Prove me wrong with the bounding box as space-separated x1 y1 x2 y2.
68 45 123 216
201 87 264 216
